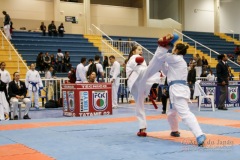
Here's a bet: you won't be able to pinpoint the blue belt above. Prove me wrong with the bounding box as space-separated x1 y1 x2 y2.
169 80 187 87
29 81 38 92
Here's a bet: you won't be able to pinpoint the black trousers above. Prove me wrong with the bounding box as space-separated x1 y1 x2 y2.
161 95 168 111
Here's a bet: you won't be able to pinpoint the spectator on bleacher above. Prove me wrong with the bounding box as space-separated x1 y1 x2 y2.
103 56 109 71
50 54 57 70
84 59 93 71
194 54 202 77
237 55 240 65
40 22 46 36
36 52 45 73
45 66 55 100
188 57 196 67
234 45 240 55
76 57 87 83
43 52 51 70
88 71 97 83
48 21 57 36
56 49 64 72
2 11 11 40
202 56 208 70
63 51 71 72
228 67 234 81
58 23 65 37
207 70 215 81
0 62 11 102
9 72 31 120
187 64 196 100
68 67 76 83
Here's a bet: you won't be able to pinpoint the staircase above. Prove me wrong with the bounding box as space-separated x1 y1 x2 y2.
0 31 28 78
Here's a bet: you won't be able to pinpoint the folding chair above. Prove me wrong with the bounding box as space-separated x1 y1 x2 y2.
195 80 215 111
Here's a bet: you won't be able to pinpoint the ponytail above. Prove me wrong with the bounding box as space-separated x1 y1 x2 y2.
176 43 189 56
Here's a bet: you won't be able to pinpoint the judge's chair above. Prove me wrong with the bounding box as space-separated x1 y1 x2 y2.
194 80 215 111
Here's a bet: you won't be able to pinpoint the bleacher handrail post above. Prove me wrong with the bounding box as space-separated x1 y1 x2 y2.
0 29 29 72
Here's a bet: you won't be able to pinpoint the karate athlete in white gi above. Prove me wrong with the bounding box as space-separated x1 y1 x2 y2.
25 64 43 109
0 62 11 91
109 55 120 109
0 73 10 121
138 34 206 146
76 57 87 83
126 46 160 137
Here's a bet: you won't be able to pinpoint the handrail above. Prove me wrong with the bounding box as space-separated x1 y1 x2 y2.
91 24 113 41
102 40 126 60
174 29 240 67
0 30 29 72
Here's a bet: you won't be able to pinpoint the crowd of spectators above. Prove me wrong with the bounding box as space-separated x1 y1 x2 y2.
40 21 65 37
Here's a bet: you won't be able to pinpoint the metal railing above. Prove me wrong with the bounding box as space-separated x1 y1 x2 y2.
0 30 29 72
175 29 240 67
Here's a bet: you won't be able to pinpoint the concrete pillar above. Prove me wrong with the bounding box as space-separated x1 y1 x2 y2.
142 0 149 27
53 0 61 21
83 0 91 34
214 0 220 33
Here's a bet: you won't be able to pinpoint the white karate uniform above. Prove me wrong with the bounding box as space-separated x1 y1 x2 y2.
110 61 120 108
76 63 87 83
127 54 160 129
138 46 203 137
0 69 11 85
25 70 43 108
0 80 10 121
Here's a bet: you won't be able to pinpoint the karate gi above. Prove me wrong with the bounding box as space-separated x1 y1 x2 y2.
25 70 43 108
138 46 203 137
110 61 120 108
0 80 9 121
76 63 87 83
127 54 160 129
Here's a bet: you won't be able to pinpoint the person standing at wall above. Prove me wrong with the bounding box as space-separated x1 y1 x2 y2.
25 64 43 110
216 54 229 110
109 55 120 109
187 64 196 100
2 11 12 40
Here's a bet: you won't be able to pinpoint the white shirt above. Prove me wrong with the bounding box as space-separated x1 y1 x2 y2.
76 63 87 82
56 52 64 61
0 69 11 84
45 71 53 85
207 73 215 81
25 70 43 88
84 64 91 72
110 61 120 80
94 61 104 73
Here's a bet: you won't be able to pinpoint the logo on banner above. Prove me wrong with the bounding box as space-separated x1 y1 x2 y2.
228 86 239 103
92 91 108 111
206 87 216 103
80 91 89 112
63 91 68 111
68 91 75 112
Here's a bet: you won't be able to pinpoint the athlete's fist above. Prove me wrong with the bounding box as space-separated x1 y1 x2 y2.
135 56 144 65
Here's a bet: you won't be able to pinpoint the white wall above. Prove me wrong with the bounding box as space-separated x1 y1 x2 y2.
91 4 141 27
220 0 240 33
184 0 214 32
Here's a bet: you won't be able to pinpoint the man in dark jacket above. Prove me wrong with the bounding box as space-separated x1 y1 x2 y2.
48 21 57 36
216 54 229 110
2 11 11 40
187 64 196 99
8 72 31 120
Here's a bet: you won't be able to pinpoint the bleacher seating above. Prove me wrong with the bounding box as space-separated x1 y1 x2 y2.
11 31 102 77
183 31 240 72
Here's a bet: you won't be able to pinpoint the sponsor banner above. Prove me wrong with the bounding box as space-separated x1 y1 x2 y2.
92 90 108 111
63 91 68 111
228 86 239 103
68 91 75 112
80 91 89 112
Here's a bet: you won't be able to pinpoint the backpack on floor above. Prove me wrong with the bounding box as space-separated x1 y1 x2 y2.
45 100 59 108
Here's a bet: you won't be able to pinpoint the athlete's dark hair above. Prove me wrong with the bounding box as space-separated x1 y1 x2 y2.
176 43 189 56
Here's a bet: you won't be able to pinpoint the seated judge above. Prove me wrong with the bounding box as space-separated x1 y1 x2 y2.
88 71 98 83
8 72 31 120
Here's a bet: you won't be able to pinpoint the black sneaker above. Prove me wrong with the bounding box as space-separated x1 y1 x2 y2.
23 114 31 119
14 115 18 120
170 131 180 137
162 110 166 114
218 107 228 110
